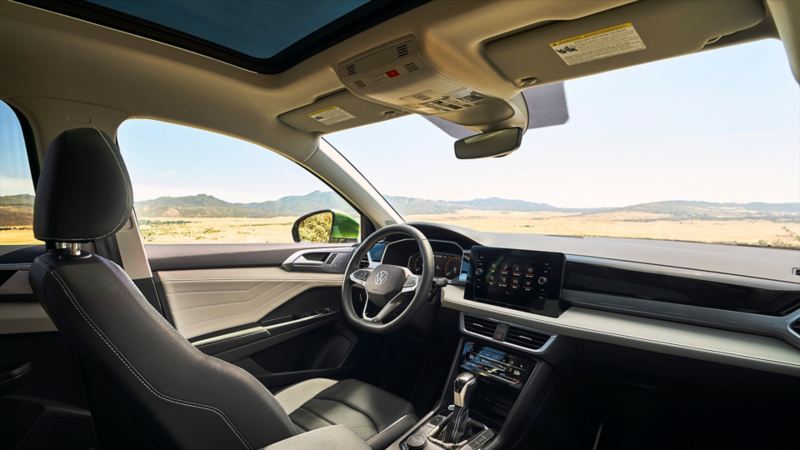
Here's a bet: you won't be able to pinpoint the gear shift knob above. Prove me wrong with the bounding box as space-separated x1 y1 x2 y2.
453 372 477 408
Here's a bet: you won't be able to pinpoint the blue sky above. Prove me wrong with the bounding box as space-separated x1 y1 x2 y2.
3 39 799 209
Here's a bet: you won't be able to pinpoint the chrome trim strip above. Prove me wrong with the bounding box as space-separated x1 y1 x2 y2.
192 311 338 347
458 312 557 355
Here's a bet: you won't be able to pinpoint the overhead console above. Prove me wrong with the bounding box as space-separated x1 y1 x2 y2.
465 246 567 318
336 36 526 129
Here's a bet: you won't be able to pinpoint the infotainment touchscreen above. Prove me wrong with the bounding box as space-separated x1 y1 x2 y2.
464 246 567 317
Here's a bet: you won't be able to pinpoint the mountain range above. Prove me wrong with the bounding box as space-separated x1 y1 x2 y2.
1 192 798 226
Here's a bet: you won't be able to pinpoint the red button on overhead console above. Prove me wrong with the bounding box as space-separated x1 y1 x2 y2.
385 69 400 78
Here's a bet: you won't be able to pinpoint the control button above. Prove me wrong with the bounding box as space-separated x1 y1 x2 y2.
537 276 548 285
475 268 484 276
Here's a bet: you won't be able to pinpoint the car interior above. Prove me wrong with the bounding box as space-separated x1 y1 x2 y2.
1 0 799 449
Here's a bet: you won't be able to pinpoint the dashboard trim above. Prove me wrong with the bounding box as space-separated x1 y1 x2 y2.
564 289 800 350
442 285 800 377
565 254 800 291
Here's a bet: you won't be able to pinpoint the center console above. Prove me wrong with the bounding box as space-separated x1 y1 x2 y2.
399 337 540 450
394 246 568 450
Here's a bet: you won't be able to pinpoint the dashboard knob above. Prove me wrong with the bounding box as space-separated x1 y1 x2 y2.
537 276 548 285
475 268 484 276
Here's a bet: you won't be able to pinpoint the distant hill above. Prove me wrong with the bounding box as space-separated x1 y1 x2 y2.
0 194 34 226
135 191 357 218
0 194 34 206
0 192 797 224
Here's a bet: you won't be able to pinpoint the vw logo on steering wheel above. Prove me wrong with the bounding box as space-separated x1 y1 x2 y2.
374 270 389 286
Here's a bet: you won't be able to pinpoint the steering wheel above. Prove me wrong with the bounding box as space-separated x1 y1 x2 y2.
342 224 434 334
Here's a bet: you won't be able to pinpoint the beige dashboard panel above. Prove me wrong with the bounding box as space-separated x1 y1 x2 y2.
486 0 765 87
159 267 342 339
442 285 800 377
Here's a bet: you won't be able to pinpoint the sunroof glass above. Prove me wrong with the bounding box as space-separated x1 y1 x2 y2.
87 0 371 59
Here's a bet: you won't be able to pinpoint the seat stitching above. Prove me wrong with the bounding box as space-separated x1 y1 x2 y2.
35 129 131 241
295 406 335 425
312 396 380 433
44 264 251 450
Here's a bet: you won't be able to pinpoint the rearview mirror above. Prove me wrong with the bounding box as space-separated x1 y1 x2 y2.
454 128 523 159
292 209 360 243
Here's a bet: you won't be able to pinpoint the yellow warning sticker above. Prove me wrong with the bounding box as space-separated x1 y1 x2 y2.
308 106 355 126
550 22 646 66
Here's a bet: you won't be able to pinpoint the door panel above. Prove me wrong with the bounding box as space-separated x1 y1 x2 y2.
150 243 365 390
159 267 344 339
0 247 56 335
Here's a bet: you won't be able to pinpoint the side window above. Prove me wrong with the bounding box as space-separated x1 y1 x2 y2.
0 102 38 245
117 119 360 244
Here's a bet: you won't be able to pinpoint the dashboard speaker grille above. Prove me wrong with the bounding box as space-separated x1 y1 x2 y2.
463 315 497 338
505 326 551 350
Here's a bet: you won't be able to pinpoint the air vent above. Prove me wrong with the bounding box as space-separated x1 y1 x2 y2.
396 43 409 58
354 80 367 88
345 63 357 75
463 315 497 338
403 62 418 73
505 326 551 350
791 319 800 335
358 254 370 269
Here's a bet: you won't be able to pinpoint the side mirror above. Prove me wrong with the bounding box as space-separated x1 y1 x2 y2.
454 128 523 159
292 209 360 244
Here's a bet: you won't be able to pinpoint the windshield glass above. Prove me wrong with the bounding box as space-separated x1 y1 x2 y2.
327 40 800 249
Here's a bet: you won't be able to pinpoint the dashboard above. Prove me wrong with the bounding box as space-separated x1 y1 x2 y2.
388 222 800 378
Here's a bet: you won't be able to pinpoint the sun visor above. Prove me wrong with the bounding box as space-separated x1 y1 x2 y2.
486 0 765 87
279 90 407 134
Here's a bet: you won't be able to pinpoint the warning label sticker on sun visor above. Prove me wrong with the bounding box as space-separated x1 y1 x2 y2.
550 22 646 66
308 106 355 126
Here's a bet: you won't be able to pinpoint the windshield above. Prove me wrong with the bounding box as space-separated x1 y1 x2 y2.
327 40 800 249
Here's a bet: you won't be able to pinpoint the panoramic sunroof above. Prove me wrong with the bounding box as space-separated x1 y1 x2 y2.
22 0 426 73
86 0 370 59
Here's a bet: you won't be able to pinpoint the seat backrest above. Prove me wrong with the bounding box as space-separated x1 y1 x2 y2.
29 128 297 450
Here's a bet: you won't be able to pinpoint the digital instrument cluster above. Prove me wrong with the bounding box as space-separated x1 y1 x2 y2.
408 252 462 279
380 239 468 282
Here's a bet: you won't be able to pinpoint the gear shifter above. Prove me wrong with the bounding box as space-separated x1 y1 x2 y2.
444 372 477 443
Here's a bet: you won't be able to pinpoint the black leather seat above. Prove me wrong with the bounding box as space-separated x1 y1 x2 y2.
29 128 416 449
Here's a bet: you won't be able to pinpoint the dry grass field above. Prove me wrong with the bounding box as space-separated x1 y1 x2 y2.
3 210 797 248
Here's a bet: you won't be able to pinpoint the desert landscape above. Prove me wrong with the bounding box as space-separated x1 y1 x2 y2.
1 192 798 248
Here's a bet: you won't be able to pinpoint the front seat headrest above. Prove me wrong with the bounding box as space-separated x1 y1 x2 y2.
33 128 132 243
